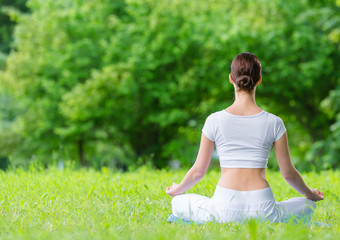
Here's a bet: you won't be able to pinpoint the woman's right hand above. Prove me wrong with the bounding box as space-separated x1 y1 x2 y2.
307 188 324 201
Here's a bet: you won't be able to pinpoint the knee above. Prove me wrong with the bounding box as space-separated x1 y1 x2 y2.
172 195 180 210
171 194 197 215
293 197 316 212
171 194 190 218
306 199 316 212
172 195 186 213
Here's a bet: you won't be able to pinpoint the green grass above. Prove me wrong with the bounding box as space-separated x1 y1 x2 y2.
0 166 339 239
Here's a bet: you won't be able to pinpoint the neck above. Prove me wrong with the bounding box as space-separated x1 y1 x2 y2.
232 89 257 108
226 87 262 115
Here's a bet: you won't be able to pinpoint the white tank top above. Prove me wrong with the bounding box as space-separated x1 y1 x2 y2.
202 110 286 168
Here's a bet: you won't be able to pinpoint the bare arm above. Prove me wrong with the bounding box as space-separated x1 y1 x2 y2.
166 133 215 197
273 132 323 201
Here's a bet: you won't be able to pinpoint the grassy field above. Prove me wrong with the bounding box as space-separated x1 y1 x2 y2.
0 166 339 239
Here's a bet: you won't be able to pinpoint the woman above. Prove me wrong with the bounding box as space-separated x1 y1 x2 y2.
166 52 324 224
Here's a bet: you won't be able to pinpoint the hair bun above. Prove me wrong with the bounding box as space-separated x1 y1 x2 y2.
235 75 254 90
231 52 261 92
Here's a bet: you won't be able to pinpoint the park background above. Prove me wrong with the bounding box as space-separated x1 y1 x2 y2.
0 0 339 171
0 0 339 239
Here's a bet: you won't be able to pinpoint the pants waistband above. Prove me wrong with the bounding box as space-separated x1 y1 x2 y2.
213 185 275 204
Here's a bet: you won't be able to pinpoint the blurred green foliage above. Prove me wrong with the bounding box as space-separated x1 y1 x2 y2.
0 94 22 157
0 0 28 68
0 0 339 170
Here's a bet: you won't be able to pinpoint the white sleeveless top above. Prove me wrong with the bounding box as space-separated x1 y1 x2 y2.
202 110 286 168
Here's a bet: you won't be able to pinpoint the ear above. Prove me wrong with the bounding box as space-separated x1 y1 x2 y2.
256 76 262 86
229 74 234 84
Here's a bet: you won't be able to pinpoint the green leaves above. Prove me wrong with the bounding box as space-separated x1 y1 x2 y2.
0 0 339 169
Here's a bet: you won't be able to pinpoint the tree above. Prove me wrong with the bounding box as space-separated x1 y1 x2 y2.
1 0 339 169
1 0 127 165
0 0 28 68
0 93 22 169
311 0 340 169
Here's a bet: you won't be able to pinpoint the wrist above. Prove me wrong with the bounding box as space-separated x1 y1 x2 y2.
174 185 184 195
305 188 314 199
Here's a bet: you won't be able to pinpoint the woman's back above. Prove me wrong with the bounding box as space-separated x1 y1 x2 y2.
203 107 286 190
219 168 268 190
203 109 285 167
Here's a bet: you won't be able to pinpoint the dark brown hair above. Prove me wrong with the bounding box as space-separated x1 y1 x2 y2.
230 52 262 92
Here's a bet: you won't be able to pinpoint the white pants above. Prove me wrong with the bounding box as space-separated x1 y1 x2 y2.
172 186 316 224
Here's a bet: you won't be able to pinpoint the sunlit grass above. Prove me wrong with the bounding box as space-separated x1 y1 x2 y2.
0 167 338 239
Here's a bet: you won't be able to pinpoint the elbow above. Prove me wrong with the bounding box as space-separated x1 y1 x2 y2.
282 168 297 180
191 167 206 179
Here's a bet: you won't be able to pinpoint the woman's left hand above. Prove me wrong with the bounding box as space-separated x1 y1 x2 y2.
166 182 181 197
